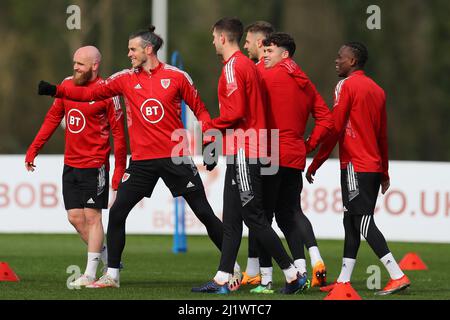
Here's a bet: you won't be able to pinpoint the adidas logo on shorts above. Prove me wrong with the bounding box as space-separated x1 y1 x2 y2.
87 198 95 204
186 182 195 188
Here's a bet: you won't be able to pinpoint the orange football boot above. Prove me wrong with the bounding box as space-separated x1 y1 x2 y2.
241 271 261 285
375 275 410 295
311 261 327 287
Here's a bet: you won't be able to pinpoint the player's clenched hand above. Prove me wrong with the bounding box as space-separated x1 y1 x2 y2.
203 142 218 171
38 81 57 96
306 169 315 184
381 178 390 195
25 162 36 172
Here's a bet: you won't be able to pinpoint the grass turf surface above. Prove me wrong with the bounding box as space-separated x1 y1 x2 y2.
0 234 449 300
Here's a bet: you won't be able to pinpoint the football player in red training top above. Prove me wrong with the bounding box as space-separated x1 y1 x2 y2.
26 46 127 287
306 42 411 295
38 26 236 288
244 32 334 294
239 21 273 287
242 24 331 292
191 17 307 295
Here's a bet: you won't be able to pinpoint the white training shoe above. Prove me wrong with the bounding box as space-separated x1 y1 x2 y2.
86 274 120 288
69 274 95 288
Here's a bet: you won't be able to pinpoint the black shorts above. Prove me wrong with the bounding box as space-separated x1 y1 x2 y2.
341 163 381 216
62 165 109 210
119 157 204 198
262 166 302 222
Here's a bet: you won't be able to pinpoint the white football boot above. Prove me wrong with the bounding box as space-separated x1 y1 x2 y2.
68 274 96 288
86 274 120 288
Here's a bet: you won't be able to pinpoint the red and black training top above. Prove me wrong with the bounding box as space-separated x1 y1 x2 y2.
260 58 333 170
26 76 127 189
54 64 211 161
308 70 389 180
203 51 267 158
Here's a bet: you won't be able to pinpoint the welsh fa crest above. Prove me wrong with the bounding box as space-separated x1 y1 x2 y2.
161 79 171 89
121 173 130 183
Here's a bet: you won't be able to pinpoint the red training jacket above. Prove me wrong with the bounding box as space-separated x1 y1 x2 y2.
256 58 265 73
308 70 389 180
203 51 267 158
26 76 127 190
260 58 333 170
55 63 211 161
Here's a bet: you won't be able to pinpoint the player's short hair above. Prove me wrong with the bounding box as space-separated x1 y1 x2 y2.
213 17 244 44
344 42 368 68
263 32 296 57
244 21 274 39
129 25 164 53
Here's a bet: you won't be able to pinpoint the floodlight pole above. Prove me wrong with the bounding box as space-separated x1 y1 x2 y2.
152 0 168 63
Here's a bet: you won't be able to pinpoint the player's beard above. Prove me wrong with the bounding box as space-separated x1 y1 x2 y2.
73 68 93 86
248 45 258 62
248 52 257 62
132 54 147 69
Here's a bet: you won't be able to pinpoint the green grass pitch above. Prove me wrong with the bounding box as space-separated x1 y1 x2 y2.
0 234 449 300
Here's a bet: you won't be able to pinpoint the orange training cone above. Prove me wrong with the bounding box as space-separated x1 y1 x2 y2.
324 282 362 300
0 262 20 282
399 253 428 270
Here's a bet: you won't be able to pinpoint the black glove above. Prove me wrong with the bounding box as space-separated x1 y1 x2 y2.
38 81 57 96
203 142 218 171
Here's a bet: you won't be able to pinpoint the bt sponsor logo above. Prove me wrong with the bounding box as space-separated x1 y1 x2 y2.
67 109 86 134
140 99 165 124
